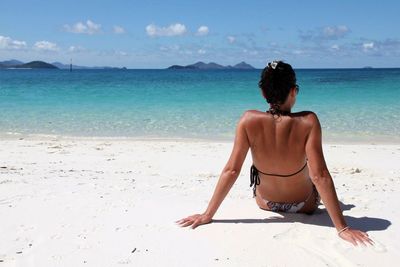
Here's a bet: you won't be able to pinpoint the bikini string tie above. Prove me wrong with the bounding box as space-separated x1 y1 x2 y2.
250 165 260 198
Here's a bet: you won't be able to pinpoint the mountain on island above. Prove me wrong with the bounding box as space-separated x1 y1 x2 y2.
167 61 255 70
232 61 255 69
19 61 58 69
0 60 58 69
0 59 126 70
0 59 24 66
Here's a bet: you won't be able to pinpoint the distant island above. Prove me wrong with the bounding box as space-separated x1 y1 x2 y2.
0 60 58 69
0 59 126 70
167 61 255 70
51 62 126 70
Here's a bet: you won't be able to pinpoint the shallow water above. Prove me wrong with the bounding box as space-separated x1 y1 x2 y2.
1 68 399 142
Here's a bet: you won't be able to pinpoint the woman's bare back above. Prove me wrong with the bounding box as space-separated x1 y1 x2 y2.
177 60 373 246
244 110 317 209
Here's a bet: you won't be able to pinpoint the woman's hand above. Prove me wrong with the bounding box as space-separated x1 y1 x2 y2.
175 213 213 229
338 228 374 246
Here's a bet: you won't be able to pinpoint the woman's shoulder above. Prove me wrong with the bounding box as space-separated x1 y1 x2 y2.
292 110 318 118
235 110 264 128
239 110 320 125
240 110 267 121
242 110 319 118
243 109 265 116
291 111 320 127
296 110 319 119
242 110 320 127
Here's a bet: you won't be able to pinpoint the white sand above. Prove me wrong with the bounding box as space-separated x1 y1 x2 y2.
0 137 399 266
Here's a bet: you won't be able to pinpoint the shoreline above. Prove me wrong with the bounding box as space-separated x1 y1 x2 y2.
1 132 400 145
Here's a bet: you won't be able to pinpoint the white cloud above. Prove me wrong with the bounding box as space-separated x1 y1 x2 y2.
160 45 180 51
146 23 186 37
180 50 193 55
300 25 350 42
362 42 374 52
293 50 304 55
64 20 102 35
331 44 340 50
227 36 235 44
322 25 349 39
0 35 27 49
68 45 85 53
196 26 209 36
113 26 125 34
197 49 206 54
116 51 128 56
34 41 59 51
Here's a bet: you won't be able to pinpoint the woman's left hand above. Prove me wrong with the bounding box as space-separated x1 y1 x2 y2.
339 228 374 246
175 213 213 229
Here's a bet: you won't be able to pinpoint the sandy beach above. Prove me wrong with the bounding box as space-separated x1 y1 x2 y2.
0 137 399 266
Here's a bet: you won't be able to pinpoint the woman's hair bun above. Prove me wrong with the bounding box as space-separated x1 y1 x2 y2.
258 60 296 106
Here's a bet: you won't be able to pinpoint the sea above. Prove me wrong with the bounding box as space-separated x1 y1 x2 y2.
1 68 399 143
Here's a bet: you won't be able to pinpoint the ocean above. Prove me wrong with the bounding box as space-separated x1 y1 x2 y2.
1 68 399 143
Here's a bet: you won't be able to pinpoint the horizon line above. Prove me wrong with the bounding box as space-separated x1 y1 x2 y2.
1 59 399 70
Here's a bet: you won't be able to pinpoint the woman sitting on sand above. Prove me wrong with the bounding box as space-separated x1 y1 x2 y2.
176 60 372 246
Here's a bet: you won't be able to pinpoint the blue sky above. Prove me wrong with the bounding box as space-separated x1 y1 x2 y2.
1 0 399 68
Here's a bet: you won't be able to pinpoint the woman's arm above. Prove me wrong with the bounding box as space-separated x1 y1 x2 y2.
305 113 373 246
176 112 250 229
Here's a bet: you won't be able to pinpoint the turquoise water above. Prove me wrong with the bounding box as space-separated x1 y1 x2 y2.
0 68 399 142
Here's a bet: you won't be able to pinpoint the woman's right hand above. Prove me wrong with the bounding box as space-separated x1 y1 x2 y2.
175 213 213 229
338 228 374 246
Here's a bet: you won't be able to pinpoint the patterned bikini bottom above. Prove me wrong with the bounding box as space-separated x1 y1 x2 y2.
260 184 320 213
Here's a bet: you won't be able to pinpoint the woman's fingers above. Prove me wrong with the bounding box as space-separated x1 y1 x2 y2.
175 218 185 224
176 215 197 224
175 218 189 224
340 231 357 246
191 219 201 229
350 236 358 246
176 218 191 226
359 234 374 246
180 220 194 227
340 229 374 247
357 237 367 247
175 215 200 227
354 232 365 246
176 214 211 229
355 231 374 246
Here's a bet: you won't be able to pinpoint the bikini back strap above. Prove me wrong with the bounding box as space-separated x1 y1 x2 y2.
256 161 308 177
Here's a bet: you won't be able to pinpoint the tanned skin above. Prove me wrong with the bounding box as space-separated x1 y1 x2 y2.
176 87 373 246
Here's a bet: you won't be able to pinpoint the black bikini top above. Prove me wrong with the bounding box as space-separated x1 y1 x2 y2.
250 161 308 197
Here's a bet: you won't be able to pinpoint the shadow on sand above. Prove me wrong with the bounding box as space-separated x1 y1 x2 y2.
211 202 391 232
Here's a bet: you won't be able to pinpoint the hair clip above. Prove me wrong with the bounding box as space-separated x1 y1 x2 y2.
270 60 279 69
